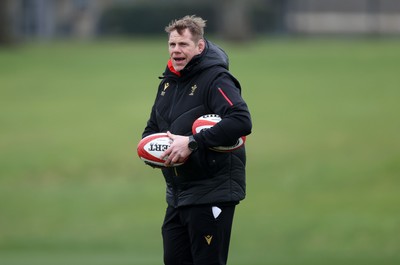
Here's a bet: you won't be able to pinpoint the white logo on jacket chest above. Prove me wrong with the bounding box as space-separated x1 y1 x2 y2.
161 82 169 96
189 84 197 96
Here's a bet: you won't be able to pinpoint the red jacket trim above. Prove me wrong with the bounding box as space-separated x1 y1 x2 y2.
167 59 181 76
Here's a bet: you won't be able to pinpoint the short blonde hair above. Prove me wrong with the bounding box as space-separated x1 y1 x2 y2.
165 15 206 43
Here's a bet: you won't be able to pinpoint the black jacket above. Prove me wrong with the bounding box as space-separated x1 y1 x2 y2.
142 40 252 207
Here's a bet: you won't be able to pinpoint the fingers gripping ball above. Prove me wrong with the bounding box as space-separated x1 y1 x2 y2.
191 114 246 152
137 133 183 167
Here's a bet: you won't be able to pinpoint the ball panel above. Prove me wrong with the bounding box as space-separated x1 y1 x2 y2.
211 136 246 152
196 114 221 122
140 157 166 167
191 114 221 134
192 123 215 134
137 132 183 167
142 136 170 160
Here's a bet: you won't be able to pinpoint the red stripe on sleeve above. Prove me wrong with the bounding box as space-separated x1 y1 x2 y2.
218 87 234 106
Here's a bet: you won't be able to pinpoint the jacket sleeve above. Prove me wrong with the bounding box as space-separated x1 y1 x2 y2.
193 73 252 148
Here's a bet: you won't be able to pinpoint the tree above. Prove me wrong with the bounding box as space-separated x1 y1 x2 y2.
215 0 253 41
0 0 13 44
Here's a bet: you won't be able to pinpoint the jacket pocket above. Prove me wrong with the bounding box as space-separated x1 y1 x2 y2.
205 150 231 177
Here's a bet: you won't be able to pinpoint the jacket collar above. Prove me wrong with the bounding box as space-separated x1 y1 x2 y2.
167 59 181 77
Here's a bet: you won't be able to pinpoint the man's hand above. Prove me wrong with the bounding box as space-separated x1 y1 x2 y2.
162 131 192 167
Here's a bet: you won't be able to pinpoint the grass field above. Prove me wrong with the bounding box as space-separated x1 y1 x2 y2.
1 38 400 265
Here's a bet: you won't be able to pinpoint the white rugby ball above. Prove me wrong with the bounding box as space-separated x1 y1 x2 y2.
192 114 246 152
137 133 183 167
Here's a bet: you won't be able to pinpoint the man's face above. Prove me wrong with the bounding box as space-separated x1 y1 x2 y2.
168 29 204 72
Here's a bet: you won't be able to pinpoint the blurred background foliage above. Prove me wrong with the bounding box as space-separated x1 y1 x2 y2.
2 0 400 44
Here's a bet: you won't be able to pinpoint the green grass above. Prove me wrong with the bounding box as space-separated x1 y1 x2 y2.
1 38 400 265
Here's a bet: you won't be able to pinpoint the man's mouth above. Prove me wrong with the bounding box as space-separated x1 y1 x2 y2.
174 57 185 62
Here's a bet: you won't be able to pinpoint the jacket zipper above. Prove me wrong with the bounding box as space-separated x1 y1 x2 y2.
168 81 179 123
166 78 181 207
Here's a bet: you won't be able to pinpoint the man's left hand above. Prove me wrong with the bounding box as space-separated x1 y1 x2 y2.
161 131 192 167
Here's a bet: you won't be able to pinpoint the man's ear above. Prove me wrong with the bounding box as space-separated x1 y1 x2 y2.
198 39 205 53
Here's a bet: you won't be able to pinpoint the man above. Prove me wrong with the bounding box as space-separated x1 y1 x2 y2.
141 15 252 265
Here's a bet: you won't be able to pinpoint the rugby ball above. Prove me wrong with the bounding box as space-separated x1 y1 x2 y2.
192 114 246 152
137 133 183 167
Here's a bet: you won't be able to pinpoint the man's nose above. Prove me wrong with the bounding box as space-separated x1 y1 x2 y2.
171 45 181 53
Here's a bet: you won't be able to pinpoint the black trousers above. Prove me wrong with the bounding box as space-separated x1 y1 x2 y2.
162 204 236 265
